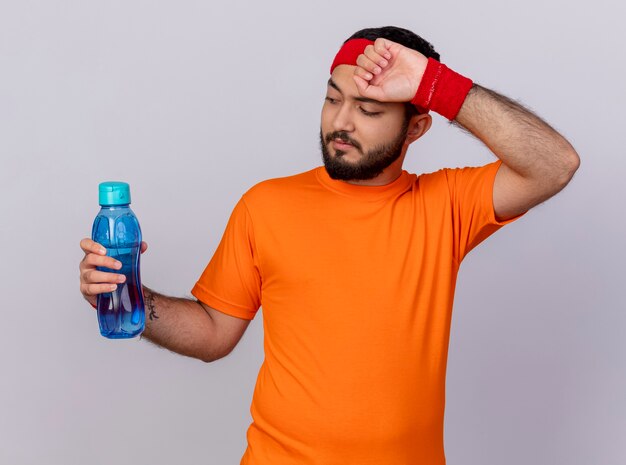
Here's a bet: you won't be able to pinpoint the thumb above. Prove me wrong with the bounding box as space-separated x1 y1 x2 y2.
353 74 385 101
140 241 148 254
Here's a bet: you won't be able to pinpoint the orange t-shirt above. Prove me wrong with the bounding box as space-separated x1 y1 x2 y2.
191 160 525 464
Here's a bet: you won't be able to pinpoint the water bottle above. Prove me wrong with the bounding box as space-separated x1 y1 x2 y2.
91 182 145 339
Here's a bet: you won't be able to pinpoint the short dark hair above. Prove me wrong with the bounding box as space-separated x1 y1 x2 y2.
345 26 440 61
345 26 440 121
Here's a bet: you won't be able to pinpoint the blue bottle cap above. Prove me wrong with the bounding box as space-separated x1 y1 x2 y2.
99 182 132 206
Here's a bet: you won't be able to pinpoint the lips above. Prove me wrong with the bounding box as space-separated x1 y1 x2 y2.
325 132 361 152
332 139 354 150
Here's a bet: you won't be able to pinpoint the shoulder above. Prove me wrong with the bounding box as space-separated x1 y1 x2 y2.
242 168 318 207
242 167 319 203
415 160 501 189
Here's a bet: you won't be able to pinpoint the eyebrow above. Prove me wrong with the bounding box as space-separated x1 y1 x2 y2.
327 78 384 106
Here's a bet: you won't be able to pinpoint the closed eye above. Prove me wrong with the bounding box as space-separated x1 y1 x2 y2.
359 107 382 117
325 97 382 117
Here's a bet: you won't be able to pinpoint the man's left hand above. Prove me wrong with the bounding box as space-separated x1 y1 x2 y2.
353 38 428 103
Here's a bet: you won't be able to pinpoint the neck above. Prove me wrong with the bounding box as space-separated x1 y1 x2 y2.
341 153 406 186
342 168 402 186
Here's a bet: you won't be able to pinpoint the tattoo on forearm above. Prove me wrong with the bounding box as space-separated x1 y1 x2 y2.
146 292 159 321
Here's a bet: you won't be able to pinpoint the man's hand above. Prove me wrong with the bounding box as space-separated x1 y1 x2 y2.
79 238 148 308
352 38 428 103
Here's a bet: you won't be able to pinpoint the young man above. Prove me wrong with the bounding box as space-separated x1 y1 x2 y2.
79 26 579 464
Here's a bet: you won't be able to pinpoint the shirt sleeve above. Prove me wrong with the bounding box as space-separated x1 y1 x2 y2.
445 159 527 263
191 197 262 320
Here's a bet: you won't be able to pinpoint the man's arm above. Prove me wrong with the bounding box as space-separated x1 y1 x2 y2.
452 84 581 221
141 286 251 363
350 38 581 221
79 238 250 363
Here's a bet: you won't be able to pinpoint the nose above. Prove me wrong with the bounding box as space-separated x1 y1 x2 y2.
331 102 355 133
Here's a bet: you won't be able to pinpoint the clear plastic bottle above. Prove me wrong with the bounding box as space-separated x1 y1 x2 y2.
91 182 145 339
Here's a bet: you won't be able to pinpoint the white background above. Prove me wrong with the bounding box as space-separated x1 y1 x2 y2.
1 1 624 464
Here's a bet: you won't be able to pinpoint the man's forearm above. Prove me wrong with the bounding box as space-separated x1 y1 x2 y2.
141 286 219 362
453 84 579 183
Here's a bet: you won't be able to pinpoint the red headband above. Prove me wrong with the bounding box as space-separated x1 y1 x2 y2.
330 38 375 74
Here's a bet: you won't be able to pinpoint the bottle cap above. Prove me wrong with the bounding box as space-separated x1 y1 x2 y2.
98 182 132 206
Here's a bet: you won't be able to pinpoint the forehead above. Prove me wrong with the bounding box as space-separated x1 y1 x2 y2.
328 65 360 92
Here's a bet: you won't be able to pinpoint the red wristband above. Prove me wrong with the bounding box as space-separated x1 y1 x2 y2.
89 300 97 309
411 57 473 120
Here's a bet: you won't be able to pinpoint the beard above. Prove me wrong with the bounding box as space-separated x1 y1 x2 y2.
319 120 409 181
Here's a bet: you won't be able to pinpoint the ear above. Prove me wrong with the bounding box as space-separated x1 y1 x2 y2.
405 113 432 145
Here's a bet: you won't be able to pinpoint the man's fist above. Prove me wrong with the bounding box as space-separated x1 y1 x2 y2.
352 37 429 103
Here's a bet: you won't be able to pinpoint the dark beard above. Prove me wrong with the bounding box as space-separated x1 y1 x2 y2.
319 120 409 181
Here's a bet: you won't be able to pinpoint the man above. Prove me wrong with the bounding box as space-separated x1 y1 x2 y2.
79 26 579 464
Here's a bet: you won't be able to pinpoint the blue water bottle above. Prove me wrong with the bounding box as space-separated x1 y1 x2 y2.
91 182 145 339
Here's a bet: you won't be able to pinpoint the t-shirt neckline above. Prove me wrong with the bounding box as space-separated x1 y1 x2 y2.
315 166 413 200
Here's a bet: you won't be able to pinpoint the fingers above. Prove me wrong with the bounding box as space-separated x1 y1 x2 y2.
79 237 126 301
81 281 120 297
356 52 384 77
354 41 393 90
80 260 124 289
360 40 392 73
374 37 393 60
79 263 124 297
354 55 376 81
80 251 122 271
83 269 126 285
80 238 107 256
353 73 370 94
352 74 385 102
79 238 146 302
365 44 389 68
